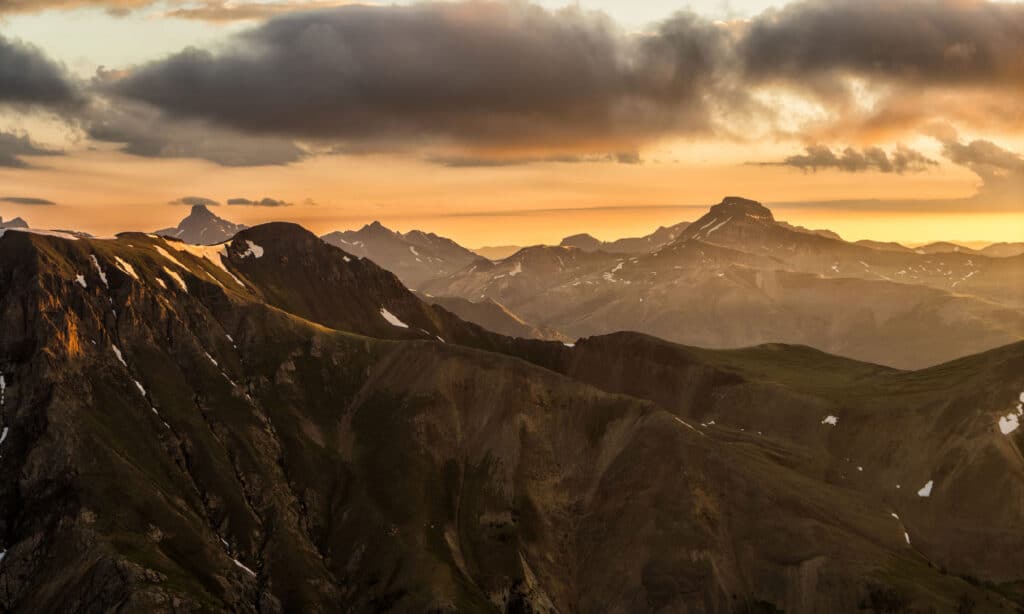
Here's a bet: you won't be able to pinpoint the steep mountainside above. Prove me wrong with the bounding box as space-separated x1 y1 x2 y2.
423 197 1024 369
156 204 248 245
559 220 690 253
321 221 484 289
0 226 1022 612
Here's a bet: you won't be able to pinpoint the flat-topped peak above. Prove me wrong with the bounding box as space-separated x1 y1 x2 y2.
710 197 774 222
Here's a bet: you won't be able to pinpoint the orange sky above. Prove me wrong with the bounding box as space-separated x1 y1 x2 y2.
1 142 1018 247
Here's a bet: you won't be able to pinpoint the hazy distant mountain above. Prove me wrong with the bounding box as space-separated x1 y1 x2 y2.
855 239 914 253
981 242 1024 258
1 224 1021 611
0 216 29 229
560 220 690 253
424 196 1024 369
473 244 522 260
321 221 484 288
913 241 980 255
155 204 247 245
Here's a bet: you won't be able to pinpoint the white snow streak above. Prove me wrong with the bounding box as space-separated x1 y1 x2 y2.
163 267 188 292
112 345 127 367
114 256 139 280
380 308 409 328
89 255 109 287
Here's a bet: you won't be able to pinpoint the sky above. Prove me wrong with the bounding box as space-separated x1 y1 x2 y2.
0 0 1021 247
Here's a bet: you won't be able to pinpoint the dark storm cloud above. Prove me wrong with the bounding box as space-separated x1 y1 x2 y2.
81 98 307 166
739 0 1024 88
0 196 56 205
169 196 220 207
0 131 62 168
0 34 81 108
759 144 937 174
106 2 732 152
227 197 293 207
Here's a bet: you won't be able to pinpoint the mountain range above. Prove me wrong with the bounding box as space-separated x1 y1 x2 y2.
422 197 1024 369
0 222 1021 612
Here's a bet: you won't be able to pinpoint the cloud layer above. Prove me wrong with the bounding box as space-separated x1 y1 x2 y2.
0 131 62 168
0 195 56 205
3 0 1023 170
106 3 732 156
763 144 936 174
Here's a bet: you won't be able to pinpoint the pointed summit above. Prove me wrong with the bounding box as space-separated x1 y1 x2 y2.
156 204 247 245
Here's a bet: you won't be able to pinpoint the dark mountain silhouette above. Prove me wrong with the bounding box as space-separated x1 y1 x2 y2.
0 224 1021 612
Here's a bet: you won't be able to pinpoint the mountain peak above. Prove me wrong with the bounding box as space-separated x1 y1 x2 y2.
710 196 774 222
189 203 216 218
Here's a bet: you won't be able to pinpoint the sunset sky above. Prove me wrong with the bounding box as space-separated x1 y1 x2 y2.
1 0 1021 247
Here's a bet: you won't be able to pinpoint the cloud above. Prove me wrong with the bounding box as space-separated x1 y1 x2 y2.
739 0 1024 90
104 2 733 157
169 196 220 207
227 197 293 207
758 144 937 174
80 97 307 166
0 34 81 108
165 0 351 22
0 131 62 168
736 0 1024 140
0 196 56 205
925 125 1024 207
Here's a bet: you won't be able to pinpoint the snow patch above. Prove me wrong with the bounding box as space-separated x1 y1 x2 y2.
821 415 838 426
133 380 146 396
240 240 264 259
112 345 127 367
154 245 187 269
563 342 575 348
508 261 523 277
0 427 8 446
171 243 246 287
999 413 1020 435
917 480 934 498
74 274 87 288
114 256 139 280
380 308 409 328
904 532 911 545
163 267 188 292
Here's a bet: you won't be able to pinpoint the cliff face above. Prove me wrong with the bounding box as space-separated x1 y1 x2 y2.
0 226 1021 613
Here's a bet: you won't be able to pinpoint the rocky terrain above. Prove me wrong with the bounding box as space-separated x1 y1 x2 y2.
0 223 1021 612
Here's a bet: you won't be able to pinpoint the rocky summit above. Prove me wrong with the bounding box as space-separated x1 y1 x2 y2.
0 224 1021 612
